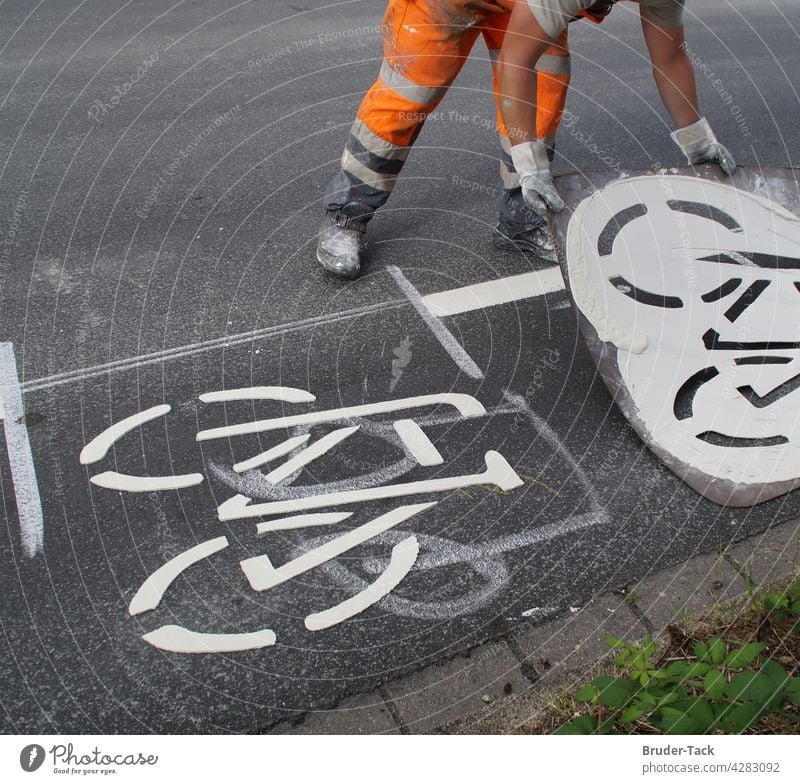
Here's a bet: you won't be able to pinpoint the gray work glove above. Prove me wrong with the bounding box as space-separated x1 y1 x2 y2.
510 140 566 217
671 117 736 175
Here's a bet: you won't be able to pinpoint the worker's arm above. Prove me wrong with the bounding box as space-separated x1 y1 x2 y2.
642 12 736 174
495 2 555 146
495 1 571 214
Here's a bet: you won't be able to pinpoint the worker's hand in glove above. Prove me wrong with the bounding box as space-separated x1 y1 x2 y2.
671 117 737 175
510 140 566 217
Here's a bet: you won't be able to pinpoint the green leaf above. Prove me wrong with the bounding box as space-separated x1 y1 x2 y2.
725 642 766 669
673 697 716 731
784 678 800 707
597 715 617 735
665 660 691 678
656 706 703 735
725 672 780 707
604 636 627 650
553 715 597 735
620 704 647 724
639 691 657 709
760 660 789 689
663 660 710 682
708 637 727 665
790 599 800 616
574 685 597 703
595 677 635 709
685 662 712 678
694 641 709 662
703 669 726 702
719 702 763 733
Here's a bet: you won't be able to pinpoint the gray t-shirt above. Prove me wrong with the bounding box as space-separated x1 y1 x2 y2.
527 0 685 38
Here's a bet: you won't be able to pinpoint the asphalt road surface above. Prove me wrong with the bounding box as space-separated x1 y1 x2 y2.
1 0 799 733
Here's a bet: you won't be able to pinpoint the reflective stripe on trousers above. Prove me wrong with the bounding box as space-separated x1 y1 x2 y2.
323 0 571 225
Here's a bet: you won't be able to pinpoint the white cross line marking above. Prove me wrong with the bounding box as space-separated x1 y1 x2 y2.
0 343 44 558
387 265 484 380
423 268 566 317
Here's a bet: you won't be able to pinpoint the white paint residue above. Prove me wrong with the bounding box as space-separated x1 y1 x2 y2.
233 433 311 472
305 536 419 631
568 175 800 487
219 451 523 520
142 625 276 653
90 471 204 492
197 393 486 441
256 512 353 534
264 426 359 484
423 268 565 317
0 342 44 558
393 419 444 465
240 503 434 591
129 536 229 615
80 404 171 464
199 386 315 404
314 511 610 621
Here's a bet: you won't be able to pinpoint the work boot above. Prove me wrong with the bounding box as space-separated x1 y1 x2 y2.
492 215 558 264
316 203 372 279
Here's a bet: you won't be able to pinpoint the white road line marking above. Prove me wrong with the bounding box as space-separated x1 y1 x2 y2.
199 386 315 404
256 512 353 535
233 433 310 473
0 343 44 558
264 425 359 484
393 419 444 465
196 393 486 441
129 535 229 615
305 535 419 631
423 268 566 316
142 625 276 653
89 471 204 492
80 404 171 465
387 266 484 380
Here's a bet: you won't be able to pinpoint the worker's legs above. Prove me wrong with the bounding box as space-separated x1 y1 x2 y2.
318 0 484 277
483 23 571 248
323 0 481 216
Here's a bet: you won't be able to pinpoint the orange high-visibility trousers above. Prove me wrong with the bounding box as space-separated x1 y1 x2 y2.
323 0 572 219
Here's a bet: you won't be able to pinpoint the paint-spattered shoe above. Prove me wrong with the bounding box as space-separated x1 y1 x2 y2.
316 207 370 279
492 215 558 264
